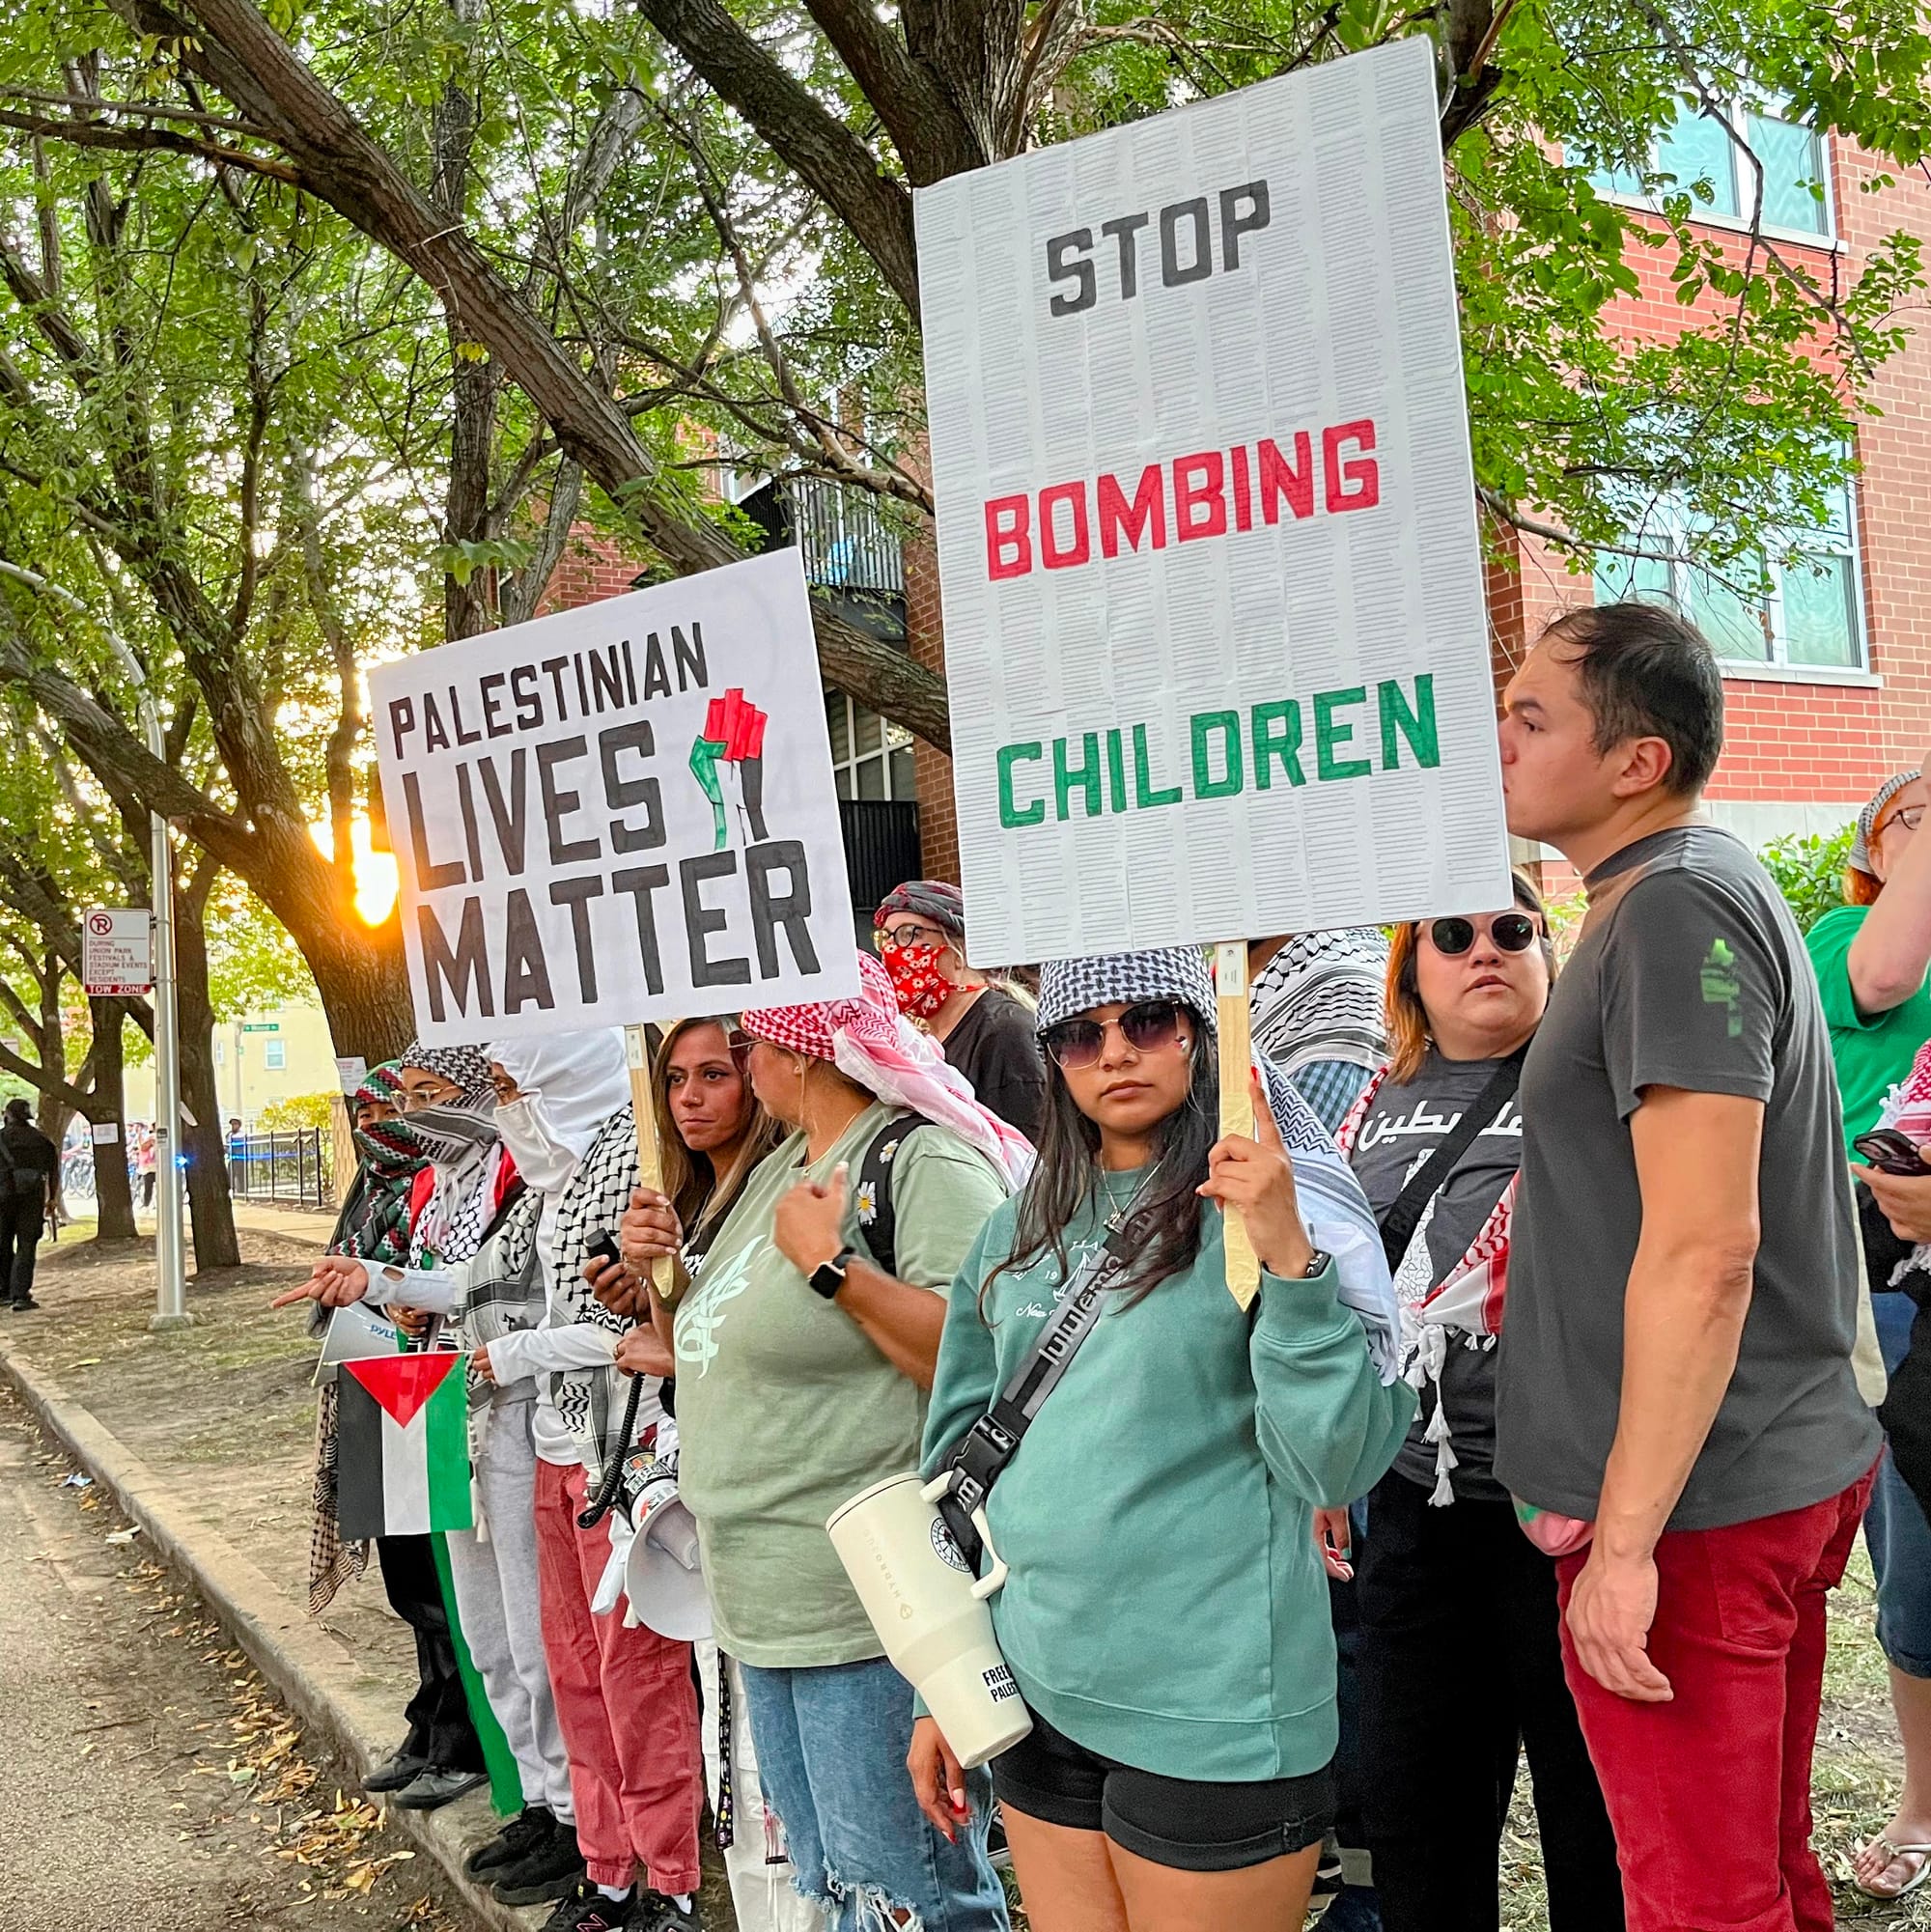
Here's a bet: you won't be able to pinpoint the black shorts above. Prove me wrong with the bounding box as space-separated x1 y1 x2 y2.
992 1711 1335 1873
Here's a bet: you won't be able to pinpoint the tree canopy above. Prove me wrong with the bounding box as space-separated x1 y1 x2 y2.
0 0 1923 1078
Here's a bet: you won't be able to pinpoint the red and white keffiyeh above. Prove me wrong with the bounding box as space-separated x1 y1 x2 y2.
1876 1040 1931 1283
1338 1067 1513 1505
743 952 1034 1189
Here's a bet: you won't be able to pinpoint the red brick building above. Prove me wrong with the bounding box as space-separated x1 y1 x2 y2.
1497 110 1931 878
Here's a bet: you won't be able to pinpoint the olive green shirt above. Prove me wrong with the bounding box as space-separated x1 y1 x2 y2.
671 1104 1008 1666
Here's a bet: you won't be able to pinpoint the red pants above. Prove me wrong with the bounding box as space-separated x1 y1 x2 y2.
1555 1469 1876 1932
534 1458 703 1895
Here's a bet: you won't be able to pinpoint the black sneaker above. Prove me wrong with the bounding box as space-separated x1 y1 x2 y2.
362 1748 428 1795
10 1296 40 1311
636 1890 700 1932
467 1804 555 1877
492 1817 588 1907
391 1765 489 1810
538 1881 638 1932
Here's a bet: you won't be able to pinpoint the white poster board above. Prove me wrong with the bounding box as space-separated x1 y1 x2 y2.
371 550 859 1045
334 1056 369 1096
916 37 1510 964
81 909 154 996
91 1120 121 1146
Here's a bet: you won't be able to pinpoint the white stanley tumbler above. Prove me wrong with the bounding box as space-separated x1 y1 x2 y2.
826 1472 1032 1768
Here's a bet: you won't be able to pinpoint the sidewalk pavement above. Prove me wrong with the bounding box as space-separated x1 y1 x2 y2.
0 1224 538 1932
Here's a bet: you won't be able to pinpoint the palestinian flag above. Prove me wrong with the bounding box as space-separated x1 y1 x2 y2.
336 1352 474 1539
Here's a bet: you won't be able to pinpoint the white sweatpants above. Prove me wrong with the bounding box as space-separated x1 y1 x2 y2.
445 1393 574 1820
696 1638 825 1931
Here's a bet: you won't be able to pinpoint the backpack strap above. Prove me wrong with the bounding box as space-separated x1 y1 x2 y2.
854 1111 940 1281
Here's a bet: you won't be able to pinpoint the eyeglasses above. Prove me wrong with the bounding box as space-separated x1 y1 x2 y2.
1041 999 1188 1071
875 922 944 953
1424 912 1540 957
1883 803 1927 836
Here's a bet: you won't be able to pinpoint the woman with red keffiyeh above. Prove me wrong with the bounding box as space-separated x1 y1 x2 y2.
610 950 1024 1932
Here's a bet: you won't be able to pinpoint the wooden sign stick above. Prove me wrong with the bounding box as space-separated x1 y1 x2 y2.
624 1023 672 1299
1215 941 1262 1310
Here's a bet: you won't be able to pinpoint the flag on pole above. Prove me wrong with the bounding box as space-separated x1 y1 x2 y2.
335 1352 473 1538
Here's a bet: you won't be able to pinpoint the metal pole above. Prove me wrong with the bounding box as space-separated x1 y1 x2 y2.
0 559 190 1329
142 693 190 1330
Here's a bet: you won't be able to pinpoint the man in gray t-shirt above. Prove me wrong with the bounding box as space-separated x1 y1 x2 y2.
1494 602 1879 1932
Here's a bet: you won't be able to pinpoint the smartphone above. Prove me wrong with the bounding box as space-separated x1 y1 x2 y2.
586 1229 623 1272
1853 1129 1931 1177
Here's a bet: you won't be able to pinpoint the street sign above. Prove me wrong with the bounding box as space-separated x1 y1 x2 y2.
81 909 154 996
240 1022 281 1033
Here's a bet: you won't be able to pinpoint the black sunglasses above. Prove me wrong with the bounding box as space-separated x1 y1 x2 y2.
1425 912 1539 957
1041 999 1188 1071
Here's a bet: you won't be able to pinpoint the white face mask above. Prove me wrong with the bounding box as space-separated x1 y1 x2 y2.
493 1092 578 1193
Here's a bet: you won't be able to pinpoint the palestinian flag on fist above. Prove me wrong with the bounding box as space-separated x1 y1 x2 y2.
335 1352 473 1539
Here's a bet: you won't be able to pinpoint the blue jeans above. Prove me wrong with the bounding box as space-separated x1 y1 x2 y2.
740 1655 1010 1932
1867 1291 1931 1677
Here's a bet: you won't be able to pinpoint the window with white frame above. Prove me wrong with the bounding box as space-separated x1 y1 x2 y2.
264 1038 288 1072
1593 473 1865 671
1589 100 1832 239
825 690 916 800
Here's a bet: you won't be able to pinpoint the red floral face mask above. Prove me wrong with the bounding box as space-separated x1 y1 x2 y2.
879 938 951 1021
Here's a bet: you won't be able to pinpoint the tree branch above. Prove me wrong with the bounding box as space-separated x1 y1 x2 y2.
0 108 301 183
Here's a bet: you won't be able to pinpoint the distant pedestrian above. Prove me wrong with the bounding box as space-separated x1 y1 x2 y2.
0 1098 57 1310
876 880 1046 1137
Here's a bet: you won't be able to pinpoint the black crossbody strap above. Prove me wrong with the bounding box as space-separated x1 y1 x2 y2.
934 1213 1136 1565
1375 1048 1525 1271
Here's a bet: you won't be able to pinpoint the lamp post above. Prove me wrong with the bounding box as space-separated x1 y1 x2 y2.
0 560 190 1329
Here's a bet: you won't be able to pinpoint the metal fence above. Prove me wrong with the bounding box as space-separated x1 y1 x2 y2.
228 1130 334 1211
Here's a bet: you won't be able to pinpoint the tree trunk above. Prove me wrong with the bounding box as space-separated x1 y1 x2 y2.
174 887 239 1271
86 999 137 1242
304 914 419 1066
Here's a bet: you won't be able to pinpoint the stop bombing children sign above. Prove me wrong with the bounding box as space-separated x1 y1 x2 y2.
916 37 1510 964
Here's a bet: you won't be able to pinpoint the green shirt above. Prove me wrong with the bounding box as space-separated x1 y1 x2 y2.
921 1175 1415 1782
1805 904 1931 1151
671 1105 1008 1667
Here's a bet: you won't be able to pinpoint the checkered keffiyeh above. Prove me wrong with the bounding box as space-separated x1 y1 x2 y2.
546 1104 643 1483
400 1041 496 1106
1036 946 1217 1035
744 951 1033 1188
1034 946 1398 1379
1852 770 1923 877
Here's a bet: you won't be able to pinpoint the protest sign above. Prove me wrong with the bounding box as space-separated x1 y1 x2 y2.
371 550 859 1046
915 37 1510 967
81 909 153 996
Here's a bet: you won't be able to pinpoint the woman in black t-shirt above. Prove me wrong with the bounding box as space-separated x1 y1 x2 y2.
1337 874 1623 1932
874 880 1045 1138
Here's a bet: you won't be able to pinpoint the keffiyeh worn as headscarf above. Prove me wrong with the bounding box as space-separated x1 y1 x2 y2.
1036 947 1400 1383
400 1039 507 1269
743 951 1034 1189
1852 770 1923 877
875 880 966 936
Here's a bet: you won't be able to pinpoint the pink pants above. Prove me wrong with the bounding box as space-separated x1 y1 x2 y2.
1555 1468 1876 1932
534 1457 703 1895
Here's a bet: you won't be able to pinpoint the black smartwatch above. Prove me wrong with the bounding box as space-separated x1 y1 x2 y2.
809 1246 858 1301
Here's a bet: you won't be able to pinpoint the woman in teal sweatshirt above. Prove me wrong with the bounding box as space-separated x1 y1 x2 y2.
911 946 1414 1932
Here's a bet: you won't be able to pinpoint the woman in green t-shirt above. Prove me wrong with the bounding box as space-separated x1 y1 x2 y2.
1807 763 1931 1901
614 952 1033 1932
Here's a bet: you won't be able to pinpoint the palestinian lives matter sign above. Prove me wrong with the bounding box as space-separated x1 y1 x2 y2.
82 909 154 996
371 550 859 1046
916 37 1511 964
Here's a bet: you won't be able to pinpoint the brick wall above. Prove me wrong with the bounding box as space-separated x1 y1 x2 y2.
1488 141 1931 833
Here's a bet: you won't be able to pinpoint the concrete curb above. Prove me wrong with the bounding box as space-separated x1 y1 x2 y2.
0 1332 535 1932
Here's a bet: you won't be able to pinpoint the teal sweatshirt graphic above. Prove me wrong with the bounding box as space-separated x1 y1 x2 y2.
920 1175 1414 1782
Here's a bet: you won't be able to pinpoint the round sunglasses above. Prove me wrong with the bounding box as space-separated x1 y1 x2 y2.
1424 912 1540 957
1041 998 1188 1071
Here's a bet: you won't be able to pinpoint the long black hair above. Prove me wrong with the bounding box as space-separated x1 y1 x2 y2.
988 1004 1218 1309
